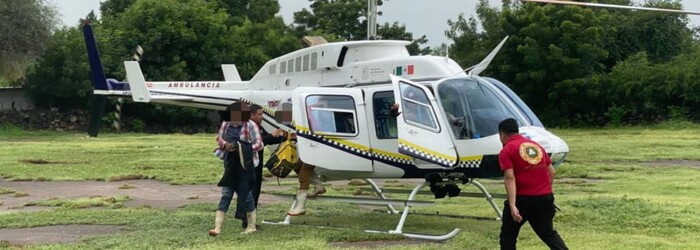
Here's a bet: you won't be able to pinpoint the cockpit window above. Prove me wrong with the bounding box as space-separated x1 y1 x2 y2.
437 78 523 139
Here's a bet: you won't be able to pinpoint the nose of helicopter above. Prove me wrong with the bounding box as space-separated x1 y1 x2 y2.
519 126 569 168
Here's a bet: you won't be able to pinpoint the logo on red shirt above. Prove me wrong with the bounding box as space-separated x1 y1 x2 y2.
519 142 543 165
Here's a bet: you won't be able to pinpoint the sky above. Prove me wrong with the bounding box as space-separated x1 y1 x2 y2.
55 0 700 48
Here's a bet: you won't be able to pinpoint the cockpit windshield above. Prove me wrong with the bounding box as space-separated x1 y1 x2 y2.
437 78 524 139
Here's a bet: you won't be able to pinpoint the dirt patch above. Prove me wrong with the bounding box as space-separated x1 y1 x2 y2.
641 160 700 168
329 239 438 248
0 178 293 211
555 178 603 185
598 160 700 168
0 225 127 246
19 159 87 165
0 177 443 246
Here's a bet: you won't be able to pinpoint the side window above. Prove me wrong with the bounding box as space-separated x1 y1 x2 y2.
310 52 318 70
269 64 276 75
399 82 438 131
295 56 302 72
303 54 310 71
287 59 294 73
372 91 397 139
280 61 286 74
306 95 357 136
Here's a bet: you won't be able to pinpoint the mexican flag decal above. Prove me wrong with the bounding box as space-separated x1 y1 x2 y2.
395 65 415 76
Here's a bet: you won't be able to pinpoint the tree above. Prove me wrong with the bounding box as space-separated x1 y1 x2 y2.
445 0 696 125
24 27 92 108
293 0 371 41
99 0 136 18
378 22 431 55
293 0 429 54
0 0 58 85
103 0 236 81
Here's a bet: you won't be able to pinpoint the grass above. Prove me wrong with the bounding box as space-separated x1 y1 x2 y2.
0 187 15 195
24 196 130 209
0 127 699 249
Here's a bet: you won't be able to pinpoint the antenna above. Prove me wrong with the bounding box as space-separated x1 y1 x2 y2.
521 0 700 16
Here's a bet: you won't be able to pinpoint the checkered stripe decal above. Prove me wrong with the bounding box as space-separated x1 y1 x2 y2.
296 130 372 158
457 159 482 168
398 142 455 167
295 126 487 171
296 129 414 165
372 151 412 165
240 98 276 117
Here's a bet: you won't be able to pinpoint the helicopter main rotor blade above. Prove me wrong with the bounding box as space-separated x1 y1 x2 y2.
522 0 700 16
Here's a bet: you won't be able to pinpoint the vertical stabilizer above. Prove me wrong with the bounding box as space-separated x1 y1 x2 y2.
221 64 242 81
124 61 151 102
82 21 109 91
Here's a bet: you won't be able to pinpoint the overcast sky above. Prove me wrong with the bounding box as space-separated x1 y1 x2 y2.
55 0 700 48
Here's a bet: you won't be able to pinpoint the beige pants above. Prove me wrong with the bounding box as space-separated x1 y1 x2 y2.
294 163 314 190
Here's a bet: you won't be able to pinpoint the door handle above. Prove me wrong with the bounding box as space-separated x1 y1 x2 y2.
307 142 317 147
407 129 417 134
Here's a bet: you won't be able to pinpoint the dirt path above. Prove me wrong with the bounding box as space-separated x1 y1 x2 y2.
0 178 428 247
0 178 301 246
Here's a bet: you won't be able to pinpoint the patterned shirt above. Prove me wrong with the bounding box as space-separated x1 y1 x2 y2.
240 120 264 166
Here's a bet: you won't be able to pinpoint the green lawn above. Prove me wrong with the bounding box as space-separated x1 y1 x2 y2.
1 125 700 249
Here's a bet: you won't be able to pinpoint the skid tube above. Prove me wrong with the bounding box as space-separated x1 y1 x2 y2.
263 180 456 241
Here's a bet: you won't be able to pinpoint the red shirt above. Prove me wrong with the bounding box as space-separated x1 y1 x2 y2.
499 134 552 196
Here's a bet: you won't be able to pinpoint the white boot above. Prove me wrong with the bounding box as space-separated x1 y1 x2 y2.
308 175 326 198
287 190 307 216
241 210 256 234
208 210 225 236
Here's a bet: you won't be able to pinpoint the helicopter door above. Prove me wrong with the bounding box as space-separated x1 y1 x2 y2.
390 75 458 168
292 87 373 172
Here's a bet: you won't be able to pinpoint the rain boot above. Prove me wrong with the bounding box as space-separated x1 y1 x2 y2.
208 210 225 236
287 190 307 216
241 210 257 234
308 174 326 198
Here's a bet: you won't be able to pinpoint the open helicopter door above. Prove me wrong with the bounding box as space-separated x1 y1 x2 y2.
292 87 373 172
390 75 458 168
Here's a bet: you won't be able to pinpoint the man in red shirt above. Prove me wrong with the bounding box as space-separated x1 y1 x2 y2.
498 118 568 250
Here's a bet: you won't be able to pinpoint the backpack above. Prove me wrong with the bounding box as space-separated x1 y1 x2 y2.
265 133 300 178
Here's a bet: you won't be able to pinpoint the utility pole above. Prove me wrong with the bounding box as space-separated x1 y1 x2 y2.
367 0 378 40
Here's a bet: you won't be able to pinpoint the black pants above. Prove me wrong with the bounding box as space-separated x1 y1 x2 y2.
253 162 262 206
500 194 568 250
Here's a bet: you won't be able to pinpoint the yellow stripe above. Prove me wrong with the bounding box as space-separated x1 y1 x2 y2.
399 139 457 162
332 139 371 151
459 155 483 161
371 148 412 160
295 125 370 151
295 125 310 132
296 125 461 163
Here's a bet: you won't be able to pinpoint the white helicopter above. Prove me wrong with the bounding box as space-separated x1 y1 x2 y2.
82 14 570 242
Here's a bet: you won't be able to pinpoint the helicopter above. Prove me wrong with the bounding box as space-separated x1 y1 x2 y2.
83 18 569 239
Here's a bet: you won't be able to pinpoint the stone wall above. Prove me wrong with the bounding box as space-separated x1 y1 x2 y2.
0 108 90 131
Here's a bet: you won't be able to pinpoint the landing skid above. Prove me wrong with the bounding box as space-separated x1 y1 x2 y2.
262 178 502 241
